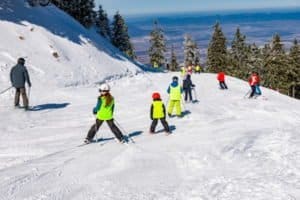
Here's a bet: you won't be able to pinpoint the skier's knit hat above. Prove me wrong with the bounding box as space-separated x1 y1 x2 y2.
17 57 25 65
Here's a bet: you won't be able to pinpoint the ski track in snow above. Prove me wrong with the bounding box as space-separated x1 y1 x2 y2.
0 73 299 200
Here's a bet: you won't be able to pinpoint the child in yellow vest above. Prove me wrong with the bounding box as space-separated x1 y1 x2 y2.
150 92 171 134
167 76 183 117
85 83 126 144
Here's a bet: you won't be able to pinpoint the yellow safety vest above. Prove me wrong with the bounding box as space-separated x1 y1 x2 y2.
152 101 164 119
170 85 181 100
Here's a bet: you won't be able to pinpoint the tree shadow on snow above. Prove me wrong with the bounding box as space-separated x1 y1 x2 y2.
30 103 70 111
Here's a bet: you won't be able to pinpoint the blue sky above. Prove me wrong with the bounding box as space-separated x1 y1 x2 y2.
95 0 300 15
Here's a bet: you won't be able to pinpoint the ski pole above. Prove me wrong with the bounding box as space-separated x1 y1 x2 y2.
192 88 198 101
27 87 31 106
0 86 13 95
181 96 187 111
114 119 135 143
243 89 251 99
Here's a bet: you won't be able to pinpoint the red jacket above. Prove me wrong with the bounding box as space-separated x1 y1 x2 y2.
248 74 260 86
217 72 225 82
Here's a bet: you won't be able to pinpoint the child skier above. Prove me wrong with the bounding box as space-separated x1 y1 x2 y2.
167 76 183 117
84 83 126 144
248 71 261 98
182 74 195 102
150 92 170 134
217 71 228 89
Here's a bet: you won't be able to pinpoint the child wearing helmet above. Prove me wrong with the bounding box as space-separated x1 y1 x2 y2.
150 92 170 134
248 71 261 98
84 83 126 144
217 71 228 89
167 76 183 117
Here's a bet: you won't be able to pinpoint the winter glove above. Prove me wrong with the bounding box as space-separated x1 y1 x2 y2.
93 108 97 114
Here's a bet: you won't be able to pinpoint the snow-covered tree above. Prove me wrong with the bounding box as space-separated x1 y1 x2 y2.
183 34 200 67
248 43 263 78
207 22 227 73
169 45 179 71
228 27 249 79
264 34 289 94
288 39 300 98
148 20 166 67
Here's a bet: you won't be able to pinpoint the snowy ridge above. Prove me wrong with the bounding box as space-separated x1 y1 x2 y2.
0 0 140 92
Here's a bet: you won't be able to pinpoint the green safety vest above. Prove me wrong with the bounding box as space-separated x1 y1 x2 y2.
170 85 181 100
152 101 164 119
96 97 114 120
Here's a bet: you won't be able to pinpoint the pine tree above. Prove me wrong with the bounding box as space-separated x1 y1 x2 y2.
95 5 111 40
207 22 227 73
53 0 96 28
148 20 166 67
248 43 263 78
169 45 178 71
264 34 289 94
229 27 249 79
288 39 300 98
77 0 96 28
183 34 200 66
111 12 135 58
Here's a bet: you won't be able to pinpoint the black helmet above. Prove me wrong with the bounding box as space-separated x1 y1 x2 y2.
172 76 178 81
17 57 25 65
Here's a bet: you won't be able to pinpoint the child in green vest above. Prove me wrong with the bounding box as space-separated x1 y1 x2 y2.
85 83 126 144
150 92 171 134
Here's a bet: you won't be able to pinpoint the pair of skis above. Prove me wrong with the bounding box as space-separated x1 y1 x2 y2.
78 136 134 147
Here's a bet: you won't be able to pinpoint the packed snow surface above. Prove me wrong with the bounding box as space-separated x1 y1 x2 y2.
0 0 299 199
0 73 300 200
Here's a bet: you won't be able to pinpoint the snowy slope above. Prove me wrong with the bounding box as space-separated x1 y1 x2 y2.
0 0 140 93
0 1 300 199
0 72 299 200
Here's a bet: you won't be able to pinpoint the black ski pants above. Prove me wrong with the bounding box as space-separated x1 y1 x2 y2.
150 118 170 132
184 88 193 101
219 81 228 89
249 85 256 98
86 119 124 142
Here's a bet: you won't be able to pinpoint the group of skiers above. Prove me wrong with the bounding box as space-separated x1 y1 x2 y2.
7 58 262 144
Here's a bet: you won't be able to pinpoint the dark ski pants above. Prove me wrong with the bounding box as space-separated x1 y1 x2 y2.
219 81 228 89
150 118 170 133
14 87 29 107
249 85 256 98
86 119 124 142
184 88 193 101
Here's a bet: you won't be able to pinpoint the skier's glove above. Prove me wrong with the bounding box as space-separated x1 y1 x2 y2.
93 108 97 114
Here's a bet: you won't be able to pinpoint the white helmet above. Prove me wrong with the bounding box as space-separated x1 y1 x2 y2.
99 83 110 91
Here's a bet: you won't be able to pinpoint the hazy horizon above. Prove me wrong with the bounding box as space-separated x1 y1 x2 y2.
125 8 300 64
